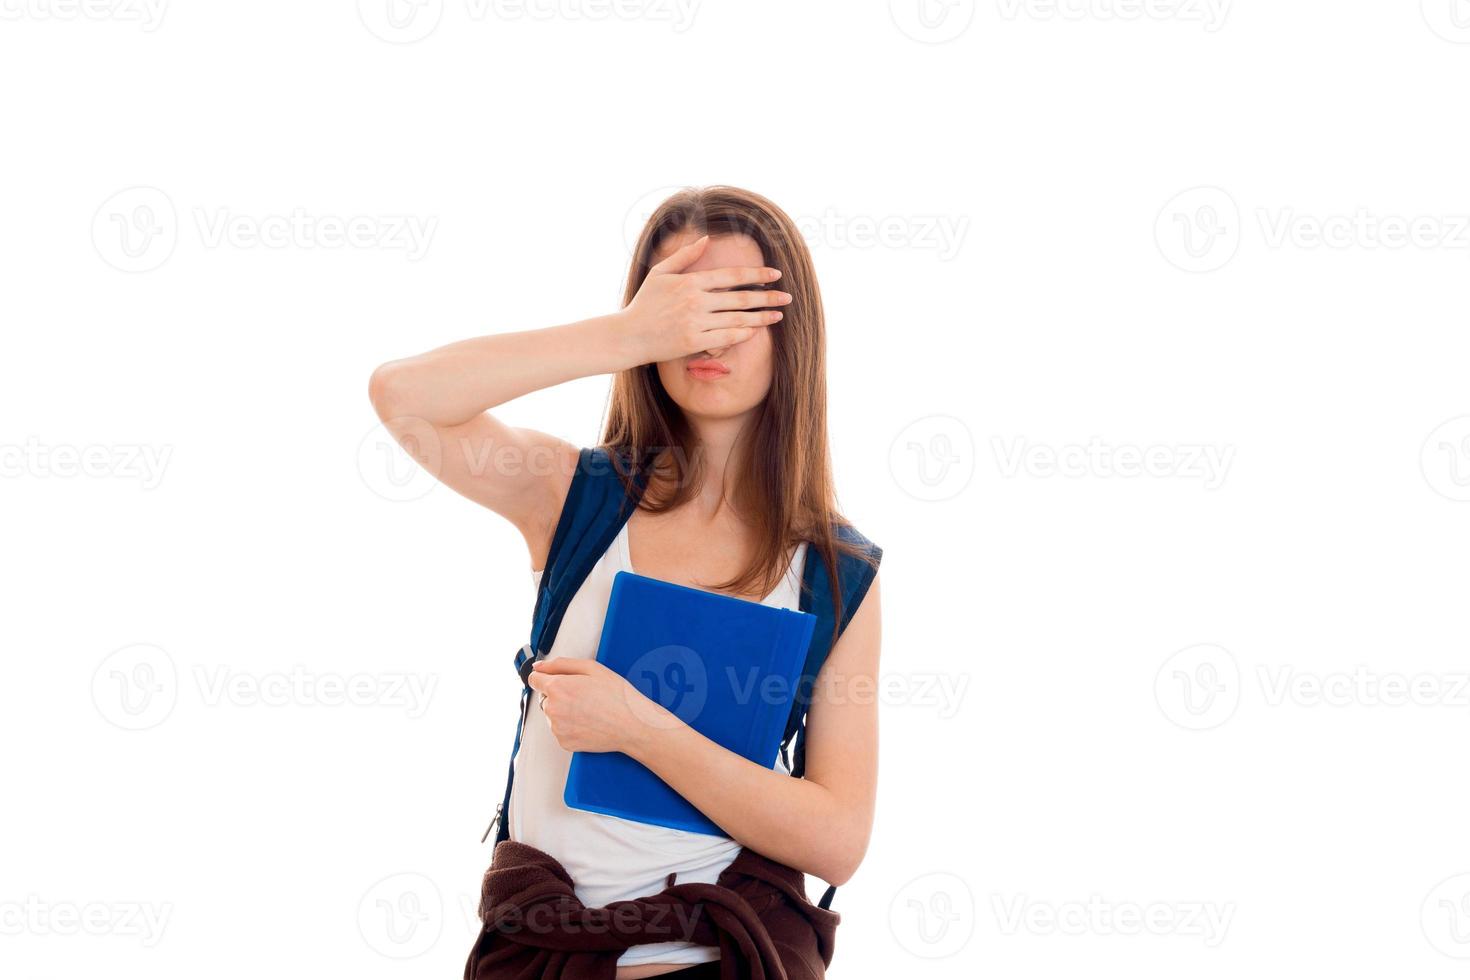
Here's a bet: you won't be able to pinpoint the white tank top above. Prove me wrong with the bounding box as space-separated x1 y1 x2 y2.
509 522 808 969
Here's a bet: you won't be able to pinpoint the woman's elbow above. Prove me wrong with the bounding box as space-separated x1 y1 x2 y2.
815 833 870 888
367 361 408 420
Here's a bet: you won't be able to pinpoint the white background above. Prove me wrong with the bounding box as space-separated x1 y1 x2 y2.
4 1 1470 977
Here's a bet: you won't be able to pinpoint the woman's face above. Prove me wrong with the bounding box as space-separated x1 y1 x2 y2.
652 231 776 424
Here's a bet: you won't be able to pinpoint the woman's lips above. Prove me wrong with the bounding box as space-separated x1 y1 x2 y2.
687 359 730 381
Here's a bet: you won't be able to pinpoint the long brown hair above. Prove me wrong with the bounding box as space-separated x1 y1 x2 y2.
602 185 872 620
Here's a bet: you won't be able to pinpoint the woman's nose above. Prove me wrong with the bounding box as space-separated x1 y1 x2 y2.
702 346 729 358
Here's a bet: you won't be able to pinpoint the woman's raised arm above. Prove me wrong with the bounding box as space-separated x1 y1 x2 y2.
366 235 788 565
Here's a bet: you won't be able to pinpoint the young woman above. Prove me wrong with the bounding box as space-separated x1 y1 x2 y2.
369 187 882 979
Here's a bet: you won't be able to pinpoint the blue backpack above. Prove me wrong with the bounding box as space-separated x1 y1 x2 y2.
485 446 882 908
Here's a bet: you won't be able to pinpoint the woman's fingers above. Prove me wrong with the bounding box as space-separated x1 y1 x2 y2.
707 288 792 312
707 310 783 329
647 235 711 276
699 327 758 349
692 266 782 290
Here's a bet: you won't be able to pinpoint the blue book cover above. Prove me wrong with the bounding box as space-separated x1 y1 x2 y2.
564 570 817 836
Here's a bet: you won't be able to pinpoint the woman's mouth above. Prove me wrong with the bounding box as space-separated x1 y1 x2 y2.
687 359 730 381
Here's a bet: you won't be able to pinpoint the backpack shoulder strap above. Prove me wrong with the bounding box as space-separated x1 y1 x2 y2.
493 446 647 845
512 446 649 683
783 522 881 911
782 522 883 779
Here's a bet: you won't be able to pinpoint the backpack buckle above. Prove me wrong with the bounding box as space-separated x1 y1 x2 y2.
516 644 541 687
481 803 503 844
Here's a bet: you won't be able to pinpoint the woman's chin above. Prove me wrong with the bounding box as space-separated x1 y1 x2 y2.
673 392 761 424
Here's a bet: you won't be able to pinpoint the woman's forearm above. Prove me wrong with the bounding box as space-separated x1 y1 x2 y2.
370 312 638 426
624 715 868 886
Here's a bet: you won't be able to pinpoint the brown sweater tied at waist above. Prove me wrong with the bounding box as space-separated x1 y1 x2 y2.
463 840 839 980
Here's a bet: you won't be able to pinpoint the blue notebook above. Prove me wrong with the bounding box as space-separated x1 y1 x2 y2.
564 570 817 836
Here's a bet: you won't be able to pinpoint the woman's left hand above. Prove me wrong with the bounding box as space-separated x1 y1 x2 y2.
527 658 675 754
